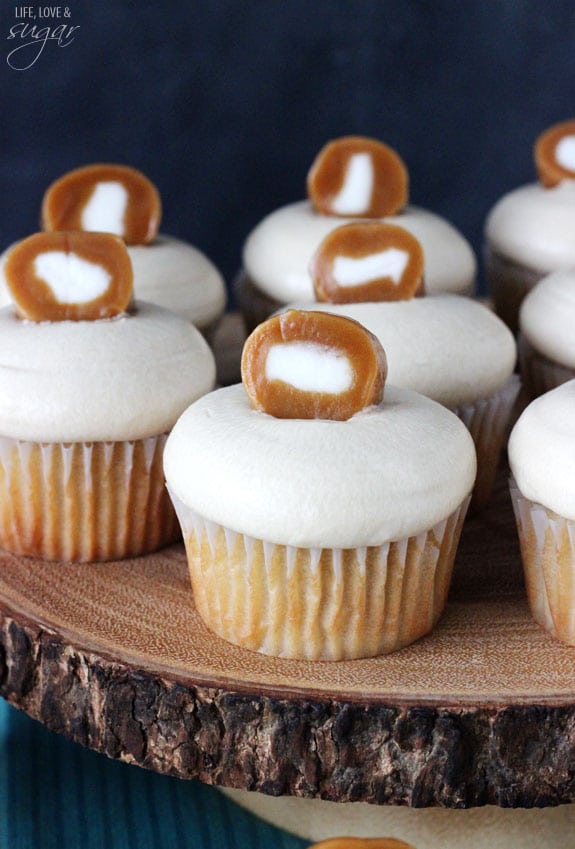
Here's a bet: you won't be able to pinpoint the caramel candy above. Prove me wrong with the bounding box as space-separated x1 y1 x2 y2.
311 222 424 303
241 309 387 420
5 231 133 322
309 840 415 849
535 119 575 187
42 163 161 245
307 136 408 218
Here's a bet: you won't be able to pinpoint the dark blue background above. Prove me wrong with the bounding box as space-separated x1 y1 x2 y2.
2 0 575 299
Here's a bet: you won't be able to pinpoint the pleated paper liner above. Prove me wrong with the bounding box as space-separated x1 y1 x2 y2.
484 247 544 333
233 270 283 334
169 489 470 661
510 479 575 645
517 333 575 400
454 374 520 513
0 433 179 562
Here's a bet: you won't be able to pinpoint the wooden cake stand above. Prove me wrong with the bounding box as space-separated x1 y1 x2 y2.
1 317 574 813
1 464 575 810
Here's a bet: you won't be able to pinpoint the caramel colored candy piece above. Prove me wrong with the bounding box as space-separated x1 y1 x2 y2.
5 231 133 322
307 136 408 218
309 840 415 849
241 309 387 420
311 222 424 303
42 163 161 245
535 119 575 187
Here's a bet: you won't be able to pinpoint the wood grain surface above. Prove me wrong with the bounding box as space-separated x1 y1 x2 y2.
1 314 574 807
1 463 575 807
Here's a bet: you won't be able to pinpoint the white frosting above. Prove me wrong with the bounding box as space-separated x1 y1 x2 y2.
0 234 227 329
265 342 353 393
34 251 111 303
333 248 408 287
555 136 575 172
0 301 216 443
284 296 516 408
331 153 373 214
243 201 476 302
519 268 575 368
127 236 226 327
82 181 128 236
485 182 575 271
509 380 575 519
164 383 476 548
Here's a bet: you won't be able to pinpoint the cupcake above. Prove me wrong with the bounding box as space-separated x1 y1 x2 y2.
164 309 476 661
509 380 575 645
0 230 216 562
517 267 575 399
0 163 227 336
284 221 518 511
485 119 575 333
235 135 476 331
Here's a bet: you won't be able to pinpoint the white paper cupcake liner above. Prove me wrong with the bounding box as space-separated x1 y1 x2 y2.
169 489 470 660
454 374 521 512
517 333 574 400
233 270 282 333
510 479 575 645
484 247 544 333
0 433 179 562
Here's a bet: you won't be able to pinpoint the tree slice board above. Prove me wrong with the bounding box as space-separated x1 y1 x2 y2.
1 466 575 809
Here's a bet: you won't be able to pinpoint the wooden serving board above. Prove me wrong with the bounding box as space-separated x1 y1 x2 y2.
1 466 575 809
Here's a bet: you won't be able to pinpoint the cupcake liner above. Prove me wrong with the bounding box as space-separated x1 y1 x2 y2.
510 479 575 645
197 315 223 347
517 333 574 400
454 374 521 512
169 489 470 660
0 433 179 562
233 270 282 333
484 247 544 334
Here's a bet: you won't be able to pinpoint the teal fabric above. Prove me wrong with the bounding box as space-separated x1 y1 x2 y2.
0 697 308 849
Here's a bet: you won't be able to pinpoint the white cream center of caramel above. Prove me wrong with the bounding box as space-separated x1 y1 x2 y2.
331 153 374 214
81 181 128 236
555 135 575 173
265 341 353 393
34 251 111 303
333 247 409 286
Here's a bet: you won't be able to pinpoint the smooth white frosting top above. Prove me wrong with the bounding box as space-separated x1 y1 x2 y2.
243 201 476 302
285 296 516 408
0 301 216 443
519 268 575 368
485 182 575 271
509 380 575 519
0 234 227 329
164 383 476 548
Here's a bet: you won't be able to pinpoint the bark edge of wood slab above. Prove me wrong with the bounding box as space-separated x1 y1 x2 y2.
2 468 575 808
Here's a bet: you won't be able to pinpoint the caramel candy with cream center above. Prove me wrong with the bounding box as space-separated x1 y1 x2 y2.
5 231 133 322
42 163 161 245
241 309 387 420
535 119 575 187
311 221 424 303
307 136 408 218
309 839 416 849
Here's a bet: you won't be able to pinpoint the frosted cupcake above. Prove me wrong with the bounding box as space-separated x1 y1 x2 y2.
517 267 575 399
164 309 476 660
285 221 517 511
0 163 227 335
0 230 216 562
236 135 476 330
485 119 575 332
509 380 575 645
